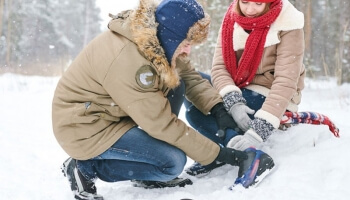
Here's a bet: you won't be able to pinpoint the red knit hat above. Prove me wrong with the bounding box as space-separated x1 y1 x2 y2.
244 0 276 2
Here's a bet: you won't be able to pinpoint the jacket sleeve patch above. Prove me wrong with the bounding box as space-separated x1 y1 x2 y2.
135 65 157 89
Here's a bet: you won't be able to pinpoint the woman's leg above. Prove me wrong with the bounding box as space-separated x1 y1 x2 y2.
241 88 265 118
167 79 185 116
184 72 239 146
77 127 187 183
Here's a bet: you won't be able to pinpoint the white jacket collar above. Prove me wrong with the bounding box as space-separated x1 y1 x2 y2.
233 0 304 51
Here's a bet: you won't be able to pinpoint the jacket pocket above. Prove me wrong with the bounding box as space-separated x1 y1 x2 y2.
71 103 100 124
71 102 122 124
84 102 120 122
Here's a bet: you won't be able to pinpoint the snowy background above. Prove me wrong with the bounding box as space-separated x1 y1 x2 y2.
0 73 349 200
96 0 138 30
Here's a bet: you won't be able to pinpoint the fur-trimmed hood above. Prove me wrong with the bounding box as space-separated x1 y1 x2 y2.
108 0 210 89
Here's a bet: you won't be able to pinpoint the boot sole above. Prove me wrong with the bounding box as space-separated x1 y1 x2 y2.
252 162 275 188
185 162 226 178
132 178 193 189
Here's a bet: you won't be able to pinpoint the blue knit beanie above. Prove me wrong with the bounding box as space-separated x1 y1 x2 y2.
155 0 205 64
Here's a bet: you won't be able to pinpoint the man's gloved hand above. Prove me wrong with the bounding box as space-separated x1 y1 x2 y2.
223 91 255 132
211 103 239 139
215 147 248 166
227 118 275 151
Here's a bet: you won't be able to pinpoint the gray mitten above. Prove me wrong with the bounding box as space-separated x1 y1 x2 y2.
223 91 255 132
227 118 275 151
227 129 263 151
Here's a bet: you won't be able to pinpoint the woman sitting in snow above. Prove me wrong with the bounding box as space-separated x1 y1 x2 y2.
185 0 305 177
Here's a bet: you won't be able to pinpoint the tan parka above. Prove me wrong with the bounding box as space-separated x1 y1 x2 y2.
211 0 306 128
52 0 221 164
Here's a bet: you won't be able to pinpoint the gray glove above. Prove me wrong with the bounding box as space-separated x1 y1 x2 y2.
227 129 263 151
228 102 255 132
227 118 275 151
223 91 255 132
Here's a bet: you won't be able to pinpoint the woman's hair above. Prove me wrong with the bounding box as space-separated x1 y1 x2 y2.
235 1 271 17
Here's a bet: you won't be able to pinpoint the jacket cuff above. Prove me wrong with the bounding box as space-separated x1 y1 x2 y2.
219 85 241 97
254 109 280 129
222 91 246 111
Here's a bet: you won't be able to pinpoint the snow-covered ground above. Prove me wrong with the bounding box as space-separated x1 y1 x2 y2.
1 73 349 200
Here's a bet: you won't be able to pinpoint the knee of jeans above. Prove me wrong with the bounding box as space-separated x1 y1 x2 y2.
165 150 187 178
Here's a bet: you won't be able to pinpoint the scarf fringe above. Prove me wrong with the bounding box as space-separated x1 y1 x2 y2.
281 111 340 138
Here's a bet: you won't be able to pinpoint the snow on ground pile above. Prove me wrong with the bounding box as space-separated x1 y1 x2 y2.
0 74 349 200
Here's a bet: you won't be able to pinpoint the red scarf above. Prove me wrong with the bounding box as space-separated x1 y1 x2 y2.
221 0 283 88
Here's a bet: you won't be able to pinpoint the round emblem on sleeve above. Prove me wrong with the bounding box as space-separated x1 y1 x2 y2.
135 65 157 89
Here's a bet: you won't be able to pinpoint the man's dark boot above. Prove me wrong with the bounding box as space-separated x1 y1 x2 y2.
231 147 275 188
61 157 104 200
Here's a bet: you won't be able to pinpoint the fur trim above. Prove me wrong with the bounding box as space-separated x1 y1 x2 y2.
219 85 241 97
129 0 180 89
233 0 304 51
170 13 210 67
187 13 211 45
255 109 280 128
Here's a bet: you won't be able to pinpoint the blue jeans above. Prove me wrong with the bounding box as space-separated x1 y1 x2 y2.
77 80 187 182
184 73 266 147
